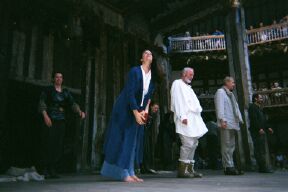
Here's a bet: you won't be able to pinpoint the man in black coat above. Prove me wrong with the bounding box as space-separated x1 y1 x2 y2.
248 94 273 173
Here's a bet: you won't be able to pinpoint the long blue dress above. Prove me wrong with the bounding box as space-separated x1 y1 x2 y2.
101 66 155 180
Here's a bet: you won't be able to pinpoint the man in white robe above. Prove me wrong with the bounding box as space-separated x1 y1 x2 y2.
170 67 208 178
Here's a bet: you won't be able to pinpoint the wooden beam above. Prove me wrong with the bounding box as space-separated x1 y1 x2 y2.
154 3 223 34
41 33 54 81
10 31 26 78
80 56 92 171
28 27 38 79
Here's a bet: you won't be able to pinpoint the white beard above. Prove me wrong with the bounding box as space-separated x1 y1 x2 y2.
185 78 191 84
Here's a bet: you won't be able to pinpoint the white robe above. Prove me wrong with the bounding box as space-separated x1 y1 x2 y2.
170 79 208 138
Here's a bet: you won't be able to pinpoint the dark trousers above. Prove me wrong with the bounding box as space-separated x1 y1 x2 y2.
252 133 270 171
42 120 65 172
142 127 155 171
207 134 219 169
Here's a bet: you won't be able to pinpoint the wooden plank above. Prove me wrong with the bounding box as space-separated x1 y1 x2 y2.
155 4 223 34
41 33 54 81
90 48 100 170
28 27 38 79
10 31 26 78
80 56 92 171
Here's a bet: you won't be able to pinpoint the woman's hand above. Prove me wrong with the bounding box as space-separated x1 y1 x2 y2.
133 110 145 125
43 111 52 127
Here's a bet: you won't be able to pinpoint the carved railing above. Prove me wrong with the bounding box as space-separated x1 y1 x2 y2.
170 35 226 53
254 88 288 108
169 22 288 53
198 88 288 112
247 22 288 45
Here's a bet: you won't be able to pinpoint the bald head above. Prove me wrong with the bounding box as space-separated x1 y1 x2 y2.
182 67 194 84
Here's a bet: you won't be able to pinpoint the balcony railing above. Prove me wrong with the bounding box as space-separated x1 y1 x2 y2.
170 35 226 53
247 23 288 45
254 88 288 108
198 88 288 112
169 21 288 53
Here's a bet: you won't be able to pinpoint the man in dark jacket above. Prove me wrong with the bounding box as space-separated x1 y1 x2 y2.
248 94 273 173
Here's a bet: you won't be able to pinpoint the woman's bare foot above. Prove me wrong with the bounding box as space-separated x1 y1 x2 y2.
131 175 144 182
123 176 137 182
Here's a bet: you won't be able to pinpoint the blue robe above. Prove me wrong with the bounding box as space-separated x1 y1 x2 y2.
101 66 155 180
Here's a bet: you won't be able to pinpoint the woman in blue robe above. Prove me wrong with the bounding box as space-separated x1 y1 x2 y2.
101 50 160 182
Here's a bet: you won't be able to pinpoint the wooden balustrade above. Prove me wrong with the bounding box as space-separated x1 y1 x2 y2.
170 35 226 53
254 88 288 108
169 21 288 53
197 88 288 112
247 22 288 45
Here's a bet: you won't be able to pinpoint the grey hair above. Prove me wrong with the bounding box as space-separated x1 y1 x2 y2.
182 67 194 75
223 76 234 85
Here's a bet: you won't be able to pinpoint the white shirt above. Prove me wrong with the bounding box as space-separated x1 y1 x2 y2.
140 66 151 107
170 79 208 138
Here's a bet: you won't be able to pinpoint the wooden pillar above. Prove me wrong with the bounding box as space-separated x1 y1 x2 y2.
156 54 171 114
89 25 108 170
0 13 12 145
10 31 26 78
225 5 253 168
79 54 92 171
225 4 254 169
95 30 108 169
90 48 100 170
28 27 38 79
42 33 54 81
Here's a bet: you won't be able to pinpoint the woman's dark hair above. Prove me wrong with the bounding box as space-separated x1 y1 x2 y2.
252 93 260 103
52 72 63 79
141 50 164 84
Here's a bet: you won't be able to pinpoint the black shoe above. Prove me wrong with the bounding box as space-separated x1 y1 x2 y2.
224 167 239 175
237 169 245 175
49 168 60 179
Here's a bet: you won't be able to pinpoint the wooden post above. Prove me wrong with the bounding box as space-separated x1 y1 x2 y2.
0 14 12 139
94 29 108 169
10 31 26 78
42 33 54 81
156 54 171 115
90 48 99 170
80 54 92 171
28 27 38 79
225 4 254 170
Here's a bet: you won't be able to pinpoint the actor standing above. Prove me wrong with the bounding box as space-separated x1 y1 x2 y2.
214 76 243 175
170 67 208 178
249 93 273 173
39 72 85 178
